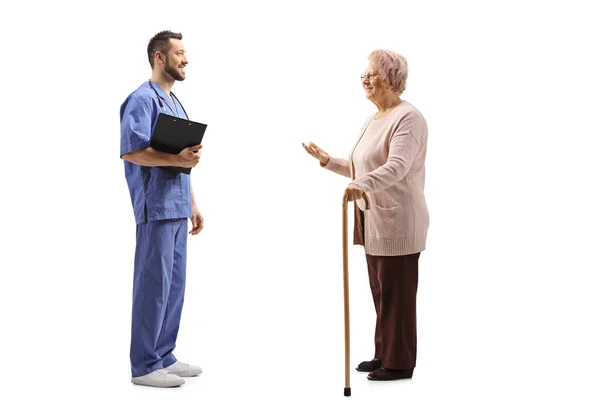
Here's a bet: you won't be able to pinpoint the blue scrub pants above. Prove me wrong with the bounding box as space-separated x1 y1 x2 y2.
130 218 187 377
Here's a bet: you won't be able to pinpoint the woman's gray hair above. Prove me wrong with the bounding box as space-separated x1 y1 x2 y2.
368 49 408 95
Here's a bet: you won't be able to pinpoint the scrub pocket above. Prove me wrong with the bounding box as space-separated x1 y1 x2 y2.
146 168 184 213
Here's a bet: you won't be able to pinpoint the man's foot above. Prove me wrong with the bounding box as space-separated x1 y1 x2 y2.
165 361 203 377
367 367 414 381
131 369 185 387
356 359 382 372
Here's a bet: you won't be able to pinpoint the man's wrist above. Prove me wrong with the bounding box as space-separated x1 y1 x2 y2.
170 153 182 167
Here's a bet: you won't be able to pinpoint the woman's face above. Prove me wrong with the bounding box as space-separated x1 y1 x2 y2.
362 61 389 101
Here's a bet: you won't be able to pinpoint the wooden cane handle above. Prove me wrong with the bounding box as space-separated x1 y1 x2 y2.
361 193 371 210
342 191 371 211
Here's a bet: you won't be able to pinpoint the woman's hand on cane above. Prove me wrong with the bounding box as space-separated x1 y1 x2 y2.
343 183 364 203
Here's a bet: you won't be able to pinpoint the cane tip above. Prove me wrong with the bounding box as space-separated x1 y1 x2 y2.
344 387 351 396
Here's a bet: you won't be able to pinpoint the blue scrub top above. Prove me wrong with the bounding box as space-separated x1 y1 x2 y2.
120 81 192 225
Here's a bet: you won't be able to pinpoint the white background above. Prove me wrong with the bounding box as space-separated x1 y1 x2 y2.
1 0 599 399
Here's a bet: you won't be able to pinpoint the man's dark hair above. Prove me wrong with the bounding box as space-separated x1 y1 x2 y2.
147 31 183 68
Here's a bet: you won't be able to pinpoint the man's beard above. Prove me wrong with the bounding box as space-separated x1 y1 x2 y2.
165 54 185 81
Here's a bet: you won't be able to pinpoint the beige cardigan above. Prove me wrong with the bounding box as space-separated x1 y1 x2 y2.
323 101 429 256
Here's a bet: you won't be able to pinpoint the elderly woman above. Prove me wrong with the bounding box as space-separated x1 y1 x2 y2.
302 49 429 381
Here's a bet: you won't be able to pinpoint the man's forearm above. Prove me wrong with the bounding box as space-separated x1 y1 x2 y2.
121 147 182 167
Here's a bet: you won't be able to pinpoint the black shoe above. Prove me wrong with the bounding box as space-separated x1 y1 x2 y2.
367 367 414 381
356 359 382 372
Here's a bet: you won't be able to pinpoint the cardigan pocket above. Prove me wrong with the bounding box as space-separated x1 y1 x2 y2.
367 203 404 240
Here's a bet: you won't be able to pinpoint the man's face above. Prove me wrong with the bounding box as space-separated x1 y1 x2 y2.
163 39 188 81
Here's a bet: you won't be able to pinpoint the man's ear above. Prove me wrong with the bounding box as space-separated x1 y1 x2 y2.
154 51 165 65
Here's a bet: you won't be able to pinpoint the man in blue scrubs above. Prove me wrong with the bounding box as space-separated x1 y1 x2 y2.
120 30 203 388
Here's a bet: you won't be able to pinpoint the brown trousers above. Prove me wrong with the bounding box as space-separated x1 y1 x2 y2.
354 204 420 370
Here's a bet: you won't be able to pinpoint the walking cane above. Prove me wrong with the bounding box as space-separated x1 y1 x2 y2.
342 191 371 397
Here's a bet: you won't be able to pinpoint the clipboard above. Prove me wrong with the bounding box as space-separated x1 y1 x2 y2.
150 113 207 174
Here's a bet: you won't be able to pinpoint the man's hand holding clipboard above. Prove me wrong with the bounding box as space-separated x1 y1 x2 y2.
177 144 202 168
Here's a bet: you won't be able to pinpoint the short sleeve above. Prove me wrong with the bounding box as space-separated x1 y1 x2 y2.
120 94 154 158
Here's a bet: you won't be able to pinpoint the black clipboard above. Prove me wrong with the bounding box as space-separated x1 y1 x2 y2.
150 113 207 174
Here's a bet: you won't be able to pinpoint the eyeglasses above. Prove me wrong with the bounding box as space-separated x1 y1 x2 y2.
361 73 379 81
